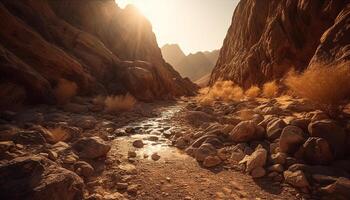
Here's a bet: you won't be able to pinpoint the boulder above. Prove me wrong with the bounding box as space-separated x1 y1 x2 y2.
229 121 263 142
299 137 334 165
74 161 94 178
284 170 310 188
279 125 305 154
203 156 222 168
308 120 346 158
73 137 111 159
321 177 350 199
12 130 47 145
239 147 267 172
266 119 286 141
251 167 266 178
0 156 84 200
195 143 217 162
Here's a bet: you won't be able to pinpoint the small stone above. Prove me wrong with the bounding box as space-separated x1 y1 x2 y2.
132 140 144 148
203 155 221 168
75 161 94 178
268 164 284 173
47 150 58 161
128 151 137 158
284 170 309 188
63 155 77 164
270 152 287 165
116 182 128 190
127 184 138 194
151 153 161 161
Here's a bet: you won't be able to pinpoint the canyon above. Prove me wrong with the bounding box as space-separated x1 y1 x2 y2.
1 0 350 200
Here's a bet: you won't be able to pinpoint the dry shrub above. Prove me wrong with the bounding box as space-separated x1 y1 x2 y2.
54 79 78 104
47 127 69 143
105 93 137 113
245 86 261 98
262 81 279 98
285 64 350 111
196 81 244 105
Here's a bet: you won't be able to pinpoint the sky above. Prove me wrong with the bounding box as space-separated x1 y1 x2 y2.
116 0 239 54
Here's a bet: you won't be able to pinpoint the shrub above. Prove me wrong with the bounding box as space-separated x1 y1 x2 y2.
105 93 137 113
196 81 244 105
53 79 78 104
245 86 261 98
262 81 279 98
285 64 350 114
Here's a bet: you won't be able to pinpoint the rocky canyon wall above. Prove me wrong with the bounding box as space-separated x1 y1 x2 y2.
0 0 196 106
210 0 350 88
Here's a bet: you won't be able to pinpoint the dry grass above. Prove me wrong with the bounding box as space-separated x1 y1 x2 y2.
285 64 350 109
47 127 69 143
262 81 279 98
105 93 137 113
53 79 78 104
245 86 261 98
196 81 244 105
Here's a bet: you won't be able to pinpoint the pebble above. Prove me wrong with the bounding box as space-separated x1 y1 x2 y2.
151 153 161 161
132 140 144 148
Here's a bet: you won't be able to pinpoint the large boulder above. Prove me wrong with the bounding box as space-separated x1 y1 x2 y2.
229 121 264 142
239 147 267 172
73 137 111 159
308 120 347 158
0 156 84 200
266 119 286 141
279 125 305 154
299 137 334 165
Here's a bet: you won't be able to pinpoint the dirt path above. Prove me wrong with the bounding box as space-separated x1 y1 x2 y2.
96 101 299 200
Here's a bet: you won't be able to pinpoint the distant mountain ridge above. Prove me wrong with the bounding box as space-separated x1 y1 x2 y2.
161 44 219 83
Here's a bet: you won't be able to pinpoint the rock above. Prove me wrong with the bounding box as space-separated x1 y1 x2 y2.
203 156 221 168
128 151 137 158
12 130 47 145
75 161 94 178
210 0 349 88
284 170 310 188
229 121 263 142
266 119 286 141
175 137 187 149
63 155 77 164
118 163 137 175
73 137 111 159
151 153 161 161
268 164 284 173
217 148 229 160
270 152 287 165
195 143 217 162
290 118 310 133
185 111 216 127
0 141 15 154
300 137 334 165
308 120 347 158
251 167 266 178
127 184 138 194
239 147 267 172
320 177 350 199
0 156 84 200
132 140 144 148
279 125 305 154
116 182 128 190
47 150 58 161
103 192 127 200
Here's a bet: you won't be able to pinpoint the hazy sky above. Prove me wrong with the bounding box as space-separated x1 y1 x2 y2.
116 0 239 54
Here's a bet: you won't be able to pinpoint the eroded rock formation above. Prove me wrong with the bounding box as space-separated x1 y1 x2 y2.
210 0 350 88
0 0 196 107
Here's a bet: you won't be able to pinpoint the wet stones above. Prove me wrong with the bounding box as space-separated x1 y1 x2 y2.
132 140 144 148
73 137 110 159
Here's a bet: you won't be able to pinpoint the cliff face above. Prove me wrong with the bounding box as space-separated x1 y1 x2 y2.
0 0 196 106
210 0 350 88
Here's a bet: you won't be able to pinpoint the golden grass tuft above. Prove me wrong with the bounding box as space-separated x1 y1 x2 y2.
262 81 279 98
105 93 137 113
54 79 78 104
196 81 244 105
245 86 261 98
285 64 350 108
